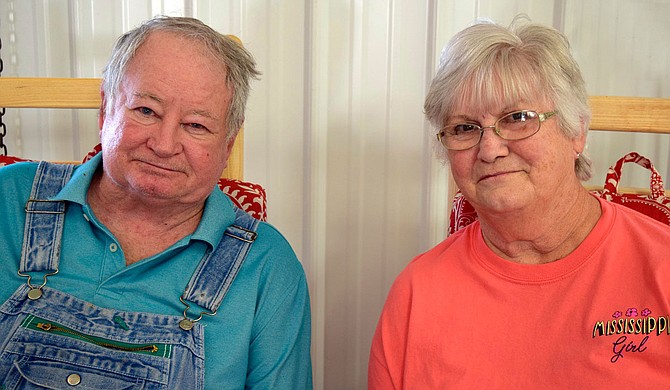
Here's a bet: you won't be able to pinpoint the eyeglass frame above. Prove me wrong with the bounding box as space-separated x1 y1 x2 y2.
436 110 558 151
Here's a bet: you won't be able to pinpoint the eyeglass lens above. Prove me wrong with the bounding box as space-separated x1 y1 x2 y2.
438 110 545 151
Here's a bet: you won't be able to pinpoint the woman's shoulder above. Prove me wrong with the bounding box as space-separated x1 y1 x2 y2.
399 223 477 279
599 197 670 234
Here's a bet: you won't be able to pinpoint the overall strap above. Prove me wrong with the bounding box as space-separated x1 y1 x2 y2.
20 162 75 274
179 207 259 330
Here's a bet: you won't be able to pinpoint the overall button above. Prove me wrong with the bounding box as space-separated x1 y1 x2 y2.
109 243 118 252
67 373 81 386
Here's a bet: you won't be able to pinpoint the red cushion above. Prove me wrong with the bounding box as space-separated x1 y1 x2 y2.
592 152 670 225
217 178 267 221
0 154 31 166
1 145 267 221
448 191 478 235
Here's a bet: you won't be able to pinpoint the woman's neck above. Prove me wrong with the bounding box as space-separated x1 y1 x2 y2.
478 189 602 264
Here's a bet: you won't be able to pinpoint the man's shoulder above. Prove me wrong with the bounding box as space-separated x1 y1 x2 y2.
254 221 299 258
0 159 39 178
242 220 304 278
0 161 40 199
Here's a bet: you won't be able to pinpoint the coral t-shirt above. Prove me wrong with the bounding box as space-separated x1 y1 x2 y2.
369 197 670 389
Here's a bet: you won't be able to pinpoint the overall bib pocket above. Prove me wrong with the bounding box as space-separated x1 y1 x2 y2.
0 314 171 390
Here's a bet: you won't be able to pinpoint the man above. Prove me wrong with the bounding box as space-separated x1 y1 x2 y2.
0 16 312 389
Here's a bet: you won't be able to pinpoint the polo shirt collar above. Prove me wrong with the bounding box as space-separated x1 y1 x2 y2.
54 152 235 248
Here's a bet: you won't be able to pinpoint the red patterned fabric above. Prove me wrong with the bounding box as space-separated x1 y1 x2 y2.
217 178 267 221
448 151 670 235
0 154 31 166
81 143 103 163
0 144 267 221
593 152 670 225
448 191 478 235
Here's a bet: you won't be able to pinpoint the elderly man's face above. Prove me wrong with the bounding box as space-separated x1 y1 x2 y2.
98 31 234 205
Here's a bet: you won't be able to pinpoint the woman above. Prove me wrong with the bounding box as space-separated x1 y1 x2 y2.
368 18 670 389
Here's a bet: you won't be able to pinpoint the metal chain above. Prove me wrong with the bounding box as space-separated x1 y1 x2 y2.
0 35 7 156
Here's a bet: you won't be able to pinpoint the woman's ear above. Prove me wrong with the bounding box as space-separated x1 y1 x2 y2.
572 117 588 153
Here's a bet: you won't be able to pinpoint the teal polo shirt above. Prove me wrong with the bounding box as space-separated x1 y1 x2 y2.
0 154 312 389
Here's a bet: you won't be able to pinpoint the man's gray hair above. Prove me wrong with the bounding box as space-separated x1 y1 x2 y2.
101 15 261 141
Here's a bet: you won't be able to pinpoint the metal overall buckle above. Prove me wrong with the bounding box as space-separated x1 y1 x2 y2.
20 197 66 300
17 269 59 300
178 296 216 331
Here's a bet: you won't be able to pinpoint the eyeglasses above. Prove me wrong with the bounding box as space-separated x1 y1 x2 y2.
436 110 557 151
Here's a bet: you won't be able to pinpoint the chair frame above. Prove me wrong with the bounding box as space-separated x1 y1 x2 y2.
586 96 670 195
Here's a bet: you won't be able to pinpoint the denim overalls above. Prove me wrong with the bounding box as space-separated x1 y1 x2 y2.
0 162 258 389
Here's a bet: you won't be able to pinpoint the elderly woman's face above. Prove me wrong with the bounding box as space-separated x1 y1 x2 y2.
447 98 585 215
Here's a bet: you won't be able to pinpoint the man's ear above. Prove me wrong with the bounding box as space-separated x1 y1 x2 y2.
222 133 238 170
227 121 244 153
226 134 238 155
98 89 107 132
